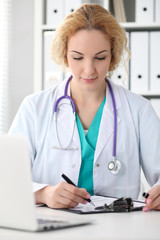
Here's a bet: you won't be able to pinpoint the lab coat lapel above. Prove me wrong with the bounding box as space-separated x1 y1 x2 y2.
94 82 121 162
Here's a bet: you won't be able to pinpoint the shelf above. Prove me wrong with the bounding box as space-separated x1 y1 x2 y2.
42 25 55 31
41 23 160 32
134 92 160 98
121 22 160 31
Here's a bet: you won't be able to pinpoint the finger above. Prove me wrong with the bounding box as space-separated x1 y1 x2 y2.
148 185 160 201
53 182 87 207
143 185 160 211
143 197 160 211
150 197 160 210
63 182 91 200
145 195 160 211
54 194 79 208
60 188 88 205
46 189 79 209
53 182 91 208
49 199 78 209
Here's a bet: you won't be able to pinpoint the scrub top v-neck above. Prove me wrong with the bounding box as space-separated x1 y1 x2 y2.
76 97 106 195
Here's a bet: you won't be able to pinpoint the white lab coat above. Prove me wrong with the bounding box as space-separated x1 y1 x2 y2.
9 77 160 199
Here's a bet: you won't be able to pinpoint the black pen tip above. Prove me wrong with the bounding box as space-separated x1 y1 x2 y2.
142 192 149 198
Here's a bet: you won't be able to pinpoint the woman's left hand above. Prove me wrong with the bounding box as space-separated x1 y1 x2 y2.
143 185 160 212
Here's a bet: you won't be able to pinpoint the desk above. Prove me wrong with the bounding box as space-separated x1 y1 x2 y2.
0 206 160 240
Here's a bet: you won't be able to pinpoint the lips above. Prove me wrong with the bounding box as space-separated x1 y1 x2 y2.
81 77 97 83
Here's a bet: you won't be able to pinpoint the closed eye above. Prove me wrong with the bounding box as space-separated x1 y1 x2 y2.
95 57 106 60
73 57 83 60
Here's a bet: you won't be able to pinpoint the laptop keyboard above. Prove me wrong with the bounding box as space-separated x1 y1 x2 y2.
37 218 69 230
38 219 67 224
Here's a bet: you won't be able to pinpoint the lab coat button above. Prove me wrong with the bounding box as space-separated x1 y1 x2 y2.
72 164 75 168
96 163 100 167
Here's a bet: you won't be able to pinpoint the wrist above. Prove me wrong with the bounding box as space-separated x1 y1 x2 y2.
34 186 48 204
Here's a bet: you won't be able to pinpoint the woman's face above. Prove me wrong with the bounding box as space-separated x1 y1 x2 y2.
67 29 111 90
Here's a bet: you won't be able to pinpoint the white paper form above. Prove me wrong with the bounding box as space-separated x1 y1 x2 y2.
69 195 146 213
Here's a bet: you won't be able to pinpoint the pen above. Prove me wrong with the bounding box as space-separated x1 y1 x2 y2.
143 192 149 199
61 173 95 206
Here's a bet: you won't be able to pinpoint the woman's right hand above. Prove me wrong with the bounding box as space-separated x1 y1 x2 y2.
35 182 91 209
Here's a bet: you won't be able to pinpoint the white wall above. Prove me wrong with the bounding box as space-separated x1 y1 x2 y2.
9 0 34 127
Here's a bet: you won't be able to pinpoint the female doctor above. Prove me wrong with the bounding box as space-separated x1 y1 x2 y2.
9 4 160 211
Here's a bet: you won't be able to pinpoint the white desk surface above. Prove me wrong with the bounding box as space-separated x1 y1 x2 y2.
0 206 160 240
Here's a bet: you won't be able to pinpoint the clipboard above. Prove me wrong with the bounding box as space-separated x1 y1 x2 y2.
64 195 146 214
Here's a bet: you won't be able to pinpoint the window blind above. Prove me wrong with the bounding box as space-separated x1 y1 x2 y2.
0 0 12 133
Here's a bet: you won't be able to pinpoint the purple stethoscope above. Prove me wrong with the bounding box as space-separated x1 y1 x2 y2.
53 76 121 174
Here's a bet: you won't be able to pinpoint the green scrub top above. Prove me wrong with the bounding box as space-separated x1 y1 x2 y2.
76 97 106 195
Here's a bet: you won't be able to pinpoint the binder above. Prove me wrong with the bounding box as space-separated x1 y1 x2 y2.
135 0 154 23
43 31 63 89
46 0 64 27
150 31 160 92
111 32 129 88
64 0 81 17
130 32 149 94
111 62 129 88
150 99 160 119
113 0 126 22
103 0 110 10
155 0 160 22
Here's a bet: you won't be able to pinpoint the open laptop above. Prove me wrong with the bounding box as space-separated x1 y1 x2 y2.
0 135 90 232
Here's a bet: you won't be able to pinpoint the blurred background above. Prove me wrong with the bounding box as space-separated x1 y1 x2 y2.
0 0 160 136
0 0 34 132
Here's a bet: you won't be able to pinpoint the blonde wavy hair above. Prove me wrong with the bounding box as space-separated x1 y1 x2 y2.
51 3 130 73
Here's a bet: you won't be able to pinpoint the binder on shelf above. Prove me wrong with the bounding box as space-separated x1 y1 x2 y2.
111 32 129 88
64 0 81 17
113 0 126 22
135 0 154 23
43 31 63 89
155 0 160 22
103 0 110 10
130 32 149 94
150 31 160 92
150 99 160 119
46 0 64 27
111 63 129 88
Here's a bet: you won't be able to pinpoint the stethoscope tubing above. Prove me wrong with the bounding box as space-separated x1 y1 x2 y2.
54 76 76 113
53 76 120 174
106 79 117 158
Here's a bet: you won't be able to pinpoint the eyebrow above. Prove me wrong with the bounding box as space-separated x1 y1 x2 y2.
95 50 109 55
70 50 109 55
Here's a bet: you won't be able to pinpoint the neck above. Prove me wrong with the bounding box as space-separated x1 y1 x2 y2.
70 79 106 104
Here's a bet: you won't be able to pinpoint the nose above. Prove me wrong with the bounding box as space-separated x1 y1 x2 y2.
83 59 96 77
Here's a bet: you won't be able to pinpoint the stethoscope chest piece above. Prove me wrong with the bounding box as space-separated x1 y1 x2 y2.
108 157 121 174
